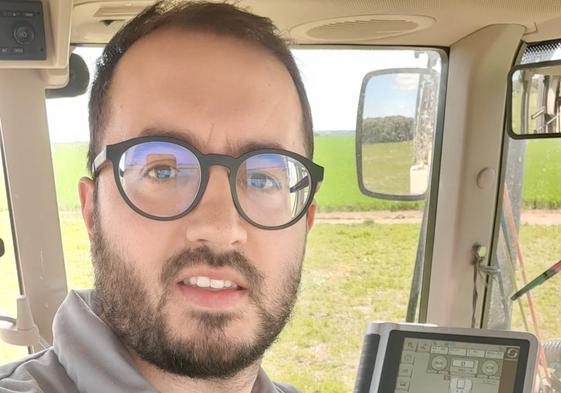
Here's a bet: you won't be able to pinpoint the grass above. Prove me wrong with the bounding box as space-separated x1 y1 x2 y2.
3 210 561 392
362 141 418 195
0 211 423 392
263 222 421 392
511 225 561 337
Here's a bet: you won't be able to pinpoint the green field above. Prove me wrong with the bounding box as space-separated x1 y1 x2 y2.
51 143 91 210
313 135 420 211
522 140 561 208
46 137 418 212
314 134 561 211
361 141 418 195
39 135 561 213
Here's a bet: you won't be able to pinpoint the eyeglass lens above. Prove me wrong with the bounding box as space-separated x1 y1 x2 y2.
117 141 313 227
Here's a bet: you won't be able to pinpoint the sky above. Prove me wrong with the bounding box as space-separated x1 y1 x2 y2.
45 47 437 143
363 73 419 118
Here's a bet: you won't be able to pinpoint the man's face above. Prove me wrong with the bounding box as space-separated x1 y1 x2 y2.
79 29 315 378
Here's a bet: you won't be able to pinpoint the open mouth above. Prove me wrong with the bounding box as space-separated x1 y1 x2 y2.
181 276 241 291
176 273 248 309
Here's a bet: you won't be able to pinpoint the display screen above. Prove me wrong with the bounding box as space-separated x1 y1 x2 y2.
378 332 529 393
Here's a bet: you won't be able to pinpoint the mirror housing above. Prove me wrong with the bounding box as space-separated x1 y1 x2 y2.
356 68 439 201
508 59 561 139
45 52 89 99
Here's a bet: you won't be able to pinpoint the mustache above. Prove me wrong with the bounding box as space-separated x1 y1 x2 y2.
159 246 264 296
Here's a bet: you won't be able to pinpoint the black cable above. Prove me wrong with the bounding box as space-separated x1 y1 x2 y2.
0 315 16 324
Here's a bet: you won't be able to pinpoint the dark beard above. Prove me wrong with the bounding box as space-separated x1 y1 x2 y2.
90 207 303 379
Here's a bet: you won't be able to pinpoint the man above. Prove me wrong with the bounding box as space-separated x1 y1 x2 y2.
0 1 323 392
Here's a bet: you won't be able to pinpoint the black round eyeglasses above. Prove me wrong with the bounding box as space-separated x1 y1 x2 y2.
92 136 324 230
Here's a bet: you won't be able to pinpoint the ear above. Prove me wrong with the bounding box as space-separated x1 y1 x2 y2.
78 177 95 240
305 200 316 232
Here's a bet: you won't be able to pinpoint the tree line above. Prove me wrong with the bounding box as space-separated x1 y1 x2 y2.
362 115 414 143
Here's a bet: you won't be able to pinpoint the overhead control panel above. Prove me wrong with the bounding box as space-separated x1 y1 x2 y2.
0 1 46 60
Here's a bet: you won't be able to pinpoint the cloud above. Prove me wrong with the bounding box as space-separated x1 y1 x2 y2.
394 74 419 91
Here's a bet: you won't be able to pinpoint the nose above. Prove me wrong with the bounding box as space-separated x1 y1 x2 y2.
184 166 248 250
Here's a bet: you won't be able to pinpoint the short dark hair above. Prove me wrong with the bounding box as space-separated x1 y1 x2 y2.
87 0 313 173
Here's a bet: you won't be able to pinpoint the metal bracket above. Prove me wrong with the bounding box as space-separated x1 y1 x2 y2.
473 244 500 276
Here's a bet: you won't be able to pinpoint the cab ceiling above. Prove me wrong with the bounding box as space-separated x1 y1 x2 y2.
71 0 561 46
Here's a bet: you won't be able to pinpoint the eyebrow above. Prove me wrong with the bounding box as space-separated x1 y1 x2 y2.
137 128 287 157
139 128 201 146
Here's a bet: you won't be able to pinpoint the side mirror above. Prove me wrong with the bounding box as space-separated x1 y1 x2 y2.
45 52 90 99
356 68 440 200
508 60 561 139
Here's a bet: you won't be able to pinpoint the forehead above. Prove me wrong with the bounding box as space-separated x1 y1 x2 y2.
104 28 305 156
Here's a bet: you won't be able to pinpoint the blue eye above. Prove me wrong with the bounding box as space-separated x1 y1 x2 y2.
147 166 177 180
246 173 280 190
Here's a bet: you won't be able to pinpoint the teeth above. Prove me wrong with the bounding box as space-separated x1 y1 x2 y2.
183 276 238 289
210 279 223 289
197 276 210 287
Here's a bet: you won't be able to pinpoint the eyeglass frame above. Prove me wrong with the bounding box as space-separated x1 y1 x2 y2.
91 135 324 230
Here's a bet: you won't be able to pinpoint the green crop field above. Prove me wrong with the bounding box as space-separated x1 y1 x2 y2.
314 134 561 211
0 134 555 213
51 143 91 210
313 135 422 211
522 140 561 209
38 137 421 213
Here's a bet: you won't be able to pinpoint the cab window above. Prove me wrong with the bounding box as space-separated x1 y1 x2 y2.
0 46 447 391
488 39 561 391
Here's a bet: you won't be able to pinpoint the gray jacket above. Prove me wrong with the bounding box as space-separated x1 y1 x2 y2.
0 290 298 393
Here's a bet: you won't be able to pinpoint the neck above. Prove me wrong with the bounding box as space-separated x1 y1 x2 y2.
128 349 262 393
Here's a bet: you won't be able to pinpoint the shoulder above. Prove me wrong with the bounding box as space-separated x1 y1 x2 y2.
273 382 301 393
255 368 300 393
0 349 78 393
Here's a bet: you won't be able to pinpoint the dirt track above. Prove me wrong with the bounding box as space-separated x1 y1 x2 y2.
315 209 561 225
